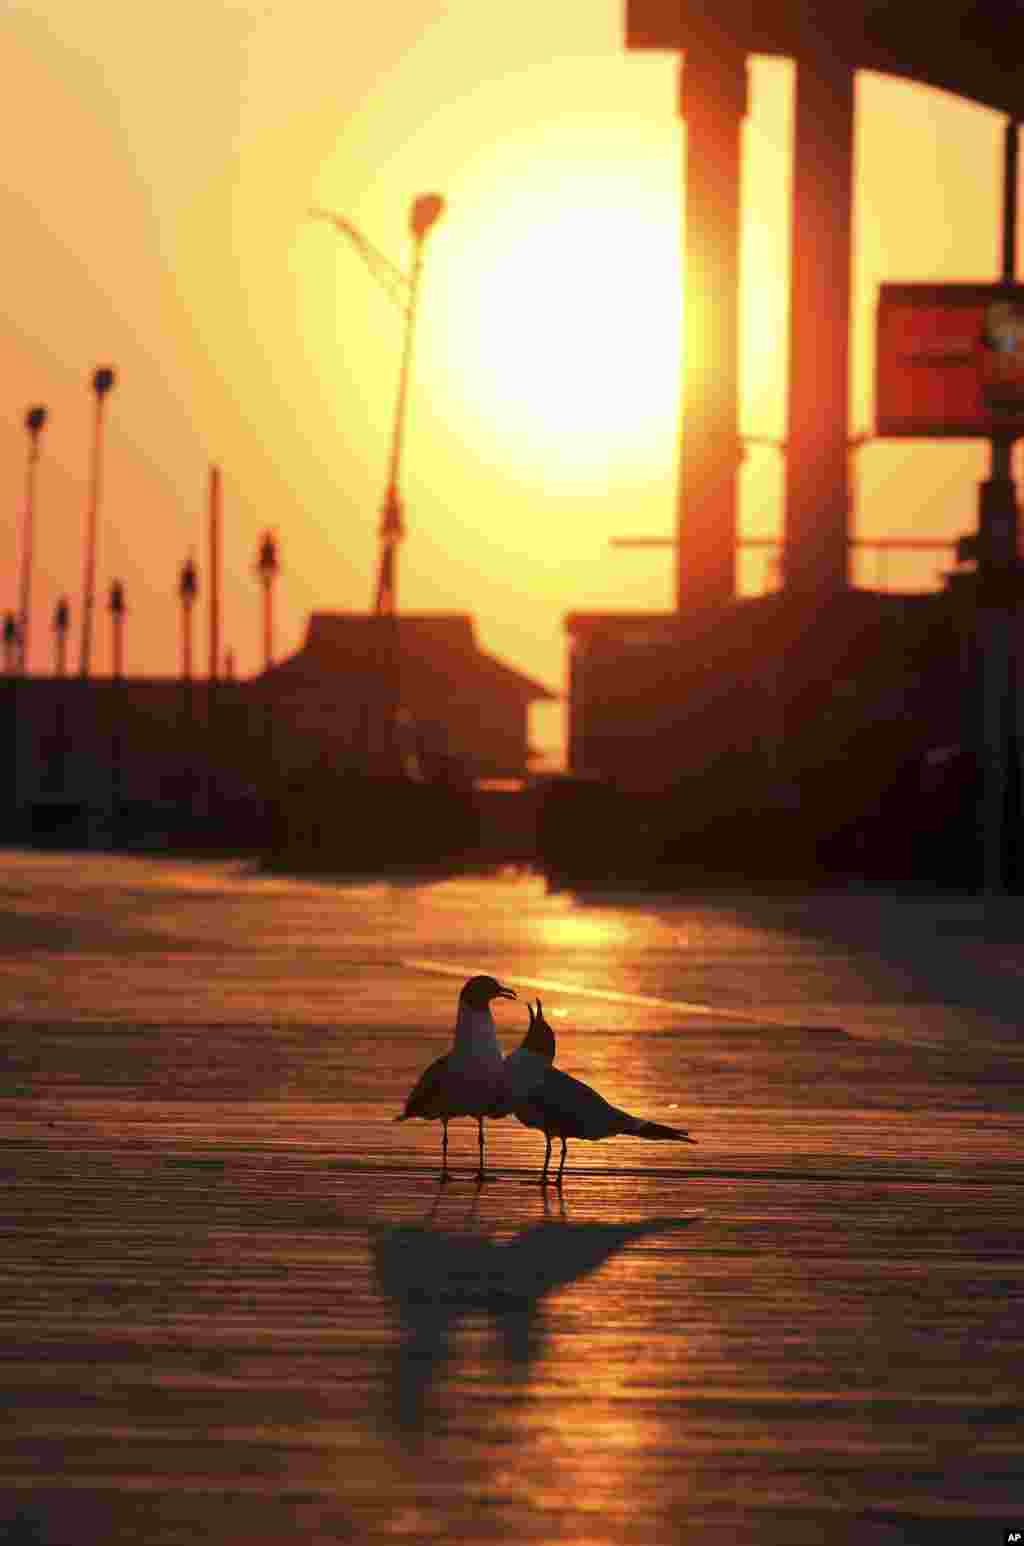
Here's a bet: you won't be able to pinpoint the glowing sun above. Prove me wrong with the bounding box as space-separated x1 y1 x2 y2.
428 162 683 489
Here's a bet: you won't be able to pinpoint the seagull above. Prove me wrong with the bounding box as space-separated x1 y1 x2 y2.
395 974 517 1182
503 998 697 1187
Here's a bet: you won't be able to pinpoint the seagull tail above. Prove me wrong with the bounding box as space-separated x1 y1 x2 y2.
626 1117 697 1142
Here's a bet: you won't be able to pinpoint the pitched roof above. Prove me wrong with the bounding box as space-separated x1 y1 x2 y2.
265 613 557 703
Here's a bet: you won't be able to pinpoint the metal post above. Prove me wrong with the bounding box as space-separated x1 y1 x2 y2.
51 598 70 797
18 406 47 674
3 615 18 837
208 464 221 682
53 598 69 680
256 532 279 845
206 466 222 826
2 614 19 675
179 555 198 682
256 531 278 672
178 555 198 834
109 581 125 682
79 367 116 678
108 580 125 844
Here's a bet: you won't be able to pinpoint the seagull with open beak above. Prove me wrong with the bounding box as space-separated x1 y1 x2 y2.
395 974 517 1182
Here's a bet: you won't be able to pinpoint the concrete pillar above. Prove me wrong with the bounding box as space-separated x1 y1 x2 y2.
676 44 748 614
783 54 855 596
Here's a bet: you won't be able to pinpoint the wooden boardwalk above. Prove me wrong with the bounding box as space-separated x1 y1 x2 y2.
1 855 1022 1543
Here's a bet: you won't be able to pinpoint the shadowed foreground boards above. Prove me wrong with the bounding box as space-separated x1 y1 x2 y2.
1 856 1023 1543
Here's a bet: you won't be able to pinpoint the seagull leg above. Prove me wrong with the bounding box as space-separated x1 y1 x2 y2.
539 1132 552 1186
475 1116 490 1184
440 1118 451 1183
555 1137 567 1189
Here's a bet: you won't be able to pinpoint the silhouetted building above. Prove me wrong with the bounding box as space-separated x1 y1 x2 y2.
563 584 992 885
0 611 555 853
262 613 554 782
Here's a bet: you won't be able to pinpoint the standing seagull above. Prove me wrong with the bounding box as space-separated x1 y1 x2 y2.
503 999 696 1187
395 974 517 1182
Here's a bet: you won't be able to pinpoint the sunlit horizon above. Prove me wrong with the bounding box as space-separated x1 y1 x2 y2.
0 2 1015 762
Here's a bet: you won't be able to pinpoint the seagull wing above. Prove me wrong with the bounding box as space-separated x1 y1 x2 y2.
534 1066 696 1142
395 1052 450 1121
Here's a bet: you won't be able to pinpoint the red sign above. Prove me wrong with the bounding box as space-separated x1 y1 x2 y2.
876 283 1024 438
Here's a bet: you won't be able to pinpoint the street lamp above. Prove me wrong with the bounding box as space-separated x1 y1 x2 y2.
179 553 198 682
109 580 126 681
309 192 445 615
2 614 19 675
18 405 47 674
256 530 279 672
376 192 445 615
79 366 116 678
53 597 70 678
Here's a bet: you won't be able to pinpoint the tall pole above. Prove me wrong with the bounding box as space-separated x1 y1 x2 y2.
979 118 1020 894
18 406 47 674
79 366 116 678
208 464 221 681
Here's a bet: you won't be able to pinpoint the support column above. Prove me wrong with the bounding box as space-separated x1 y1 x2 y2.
676 44 748 614
783 55 855 596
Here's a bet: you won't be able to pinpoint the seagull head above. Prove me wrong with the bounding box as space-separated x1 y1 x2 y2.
459 974 517 1010
521 998 556 1061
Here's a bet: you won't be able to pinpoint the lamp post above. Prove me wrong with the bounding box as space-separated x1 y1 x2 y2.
178 555 199 830
256 531 279 671
3 614 18 833
179 554 198 682
79 366 116 678
51 597 70 796
310 194 444 615
53 597 70 678
18 405 47 674
108 580 125 842
2 614 18 676
376 193 444 615
109 581 126 681
255 531 279 848
310 193 444 773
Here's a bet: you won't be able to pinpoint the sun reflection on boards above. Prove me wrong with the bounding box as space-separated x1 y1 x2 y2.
534 908 634 954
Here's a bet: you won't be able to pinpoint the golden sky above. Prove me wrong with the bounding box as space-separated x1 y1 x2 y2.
0 0 1015 761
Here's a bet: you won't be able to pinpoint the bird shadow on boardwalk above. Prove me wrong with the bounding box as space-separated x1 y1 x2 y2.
369 1191 699 1441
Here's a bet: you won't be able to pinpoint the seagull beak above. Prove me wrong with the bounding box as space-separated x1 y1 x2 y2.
495 984 517 1000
